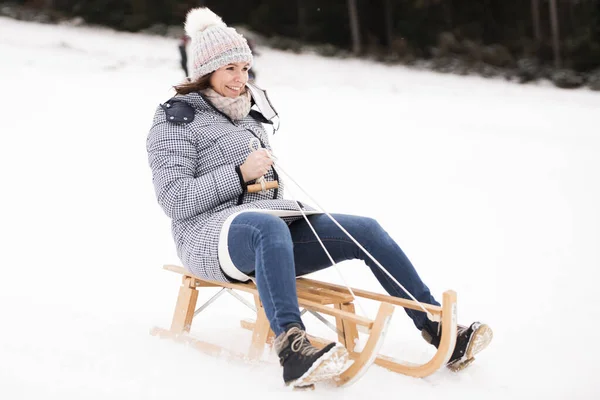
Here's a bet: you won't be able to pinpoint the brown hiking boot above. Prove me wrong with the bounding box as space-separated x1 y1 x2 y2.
274 323 350 386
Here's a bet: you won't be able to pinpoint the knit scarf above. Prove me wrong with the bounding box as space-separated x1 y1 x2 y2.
201 88 251 121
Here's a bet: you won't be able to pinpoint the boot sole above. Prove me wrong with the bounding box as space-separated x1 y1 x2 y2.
448 323 493 372
287 344 350 388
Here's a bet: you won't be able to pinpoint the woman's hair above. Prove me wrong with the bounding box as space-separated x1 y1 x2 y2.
173 73 213 95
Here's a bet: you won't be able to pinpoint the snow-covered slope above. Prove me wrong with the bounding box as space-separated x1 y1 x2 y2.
1 17 599 400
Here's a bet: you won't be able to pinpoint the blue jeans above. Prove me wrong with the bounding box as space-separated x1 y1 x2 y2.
227 212 440 336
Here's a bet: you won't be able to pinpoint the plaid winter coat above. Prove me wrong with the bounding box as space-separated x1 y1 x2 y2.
147 92 304 282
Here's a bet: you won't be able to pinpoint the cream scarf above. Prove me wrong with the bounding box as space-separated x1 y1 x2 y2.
201 88 252 121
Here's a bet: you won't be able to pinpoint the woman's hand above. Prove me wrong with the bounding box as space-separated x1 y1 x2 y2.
239 149 273 182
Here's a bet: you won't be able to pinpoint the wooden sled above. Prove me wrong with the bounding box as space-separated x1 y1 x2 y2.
151 264 458 386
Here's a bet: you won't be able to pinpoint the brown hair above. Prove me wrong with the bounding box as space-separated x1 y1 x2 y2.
173 73 214 95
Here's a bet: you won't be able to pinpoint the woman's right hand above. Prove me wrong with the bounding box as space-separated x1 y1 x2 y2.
239 149 273 182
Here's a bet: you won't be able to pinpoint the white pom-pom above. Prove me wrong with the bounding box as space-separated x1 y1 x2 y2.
185 7 227 36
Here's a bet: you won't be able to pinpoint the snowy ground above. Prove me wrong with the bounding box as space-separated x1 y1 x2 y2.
1 17 599 400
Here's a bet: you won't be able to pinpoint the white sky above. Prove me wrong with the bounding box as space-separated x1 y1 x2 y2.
0 17 599 400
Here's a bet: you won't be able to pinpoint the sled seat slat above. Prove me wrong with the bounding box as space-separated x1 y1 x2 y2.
294 280 355 303
164 264 436 311
162 264 373 327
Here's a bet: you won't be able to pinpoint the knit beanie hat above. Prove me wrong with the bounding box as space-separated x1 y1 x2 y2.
184 7 253 80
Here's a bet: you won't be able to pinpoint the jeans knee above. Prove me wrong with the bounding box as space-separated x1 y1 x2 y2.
336 215 390 251
362 216 382 232
245 213 291 246
346 215 383 237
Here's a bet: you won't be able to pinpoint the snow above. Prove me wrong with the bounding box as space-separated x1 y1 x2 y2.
1 16 599 399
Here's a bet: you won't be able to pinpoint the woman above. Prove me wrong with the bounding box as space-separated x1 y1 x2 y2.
147 7 492 387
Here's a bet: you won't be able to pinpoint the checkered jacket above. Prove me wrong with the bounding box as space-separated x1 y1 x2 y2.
147 92 304 282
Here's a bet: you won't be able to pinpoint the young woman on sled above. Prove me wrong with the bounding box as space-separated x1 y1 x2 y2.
146 7 492 388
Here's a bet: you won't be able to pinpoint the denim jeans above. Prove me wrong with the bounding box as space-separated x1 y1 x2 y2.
227 212 440 336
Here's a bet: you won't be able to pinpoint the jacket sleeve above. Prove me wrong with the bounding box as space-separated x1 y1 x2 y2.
146 109 243 220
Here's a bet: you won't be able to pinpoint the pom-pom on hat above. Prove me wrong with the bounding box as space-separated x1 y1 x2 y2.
184 7 253 80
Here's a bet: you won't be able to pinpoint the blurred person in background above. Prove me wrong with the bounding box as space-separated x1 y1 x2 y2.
178 34 190 77
148 7 491 388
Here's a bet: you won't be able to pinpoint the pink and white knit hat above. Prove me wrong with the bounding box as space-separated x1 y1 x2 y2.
184 7 253 80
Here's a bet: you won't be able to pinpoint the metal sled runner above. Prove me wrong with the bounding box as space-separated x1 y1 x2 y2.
151 264 458 385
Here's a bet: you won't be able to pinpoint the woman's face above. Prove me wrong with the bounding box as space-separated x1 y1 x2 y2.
209 62 250 98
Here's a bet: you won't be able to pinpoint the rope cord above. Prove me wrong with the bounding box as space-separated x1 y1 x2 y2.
278 170 370 319
249 139 435 321
249 138 267 192
274 162 434 320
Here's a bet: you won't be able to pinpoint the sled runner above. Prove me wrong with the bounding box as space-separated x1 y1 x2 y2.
150 264 459 386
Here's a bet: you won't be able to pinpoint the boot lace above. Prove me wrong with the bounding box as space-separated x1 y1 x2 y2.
288 327 319 356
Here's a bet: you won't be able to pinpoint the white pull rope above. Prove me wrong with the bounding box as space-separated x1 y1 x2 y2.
267 153 435 321
249 138 267 192
279 174 371 319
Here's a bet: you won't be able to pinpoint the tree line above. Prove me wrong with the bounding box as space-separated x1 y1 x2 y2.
9 0 600 73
